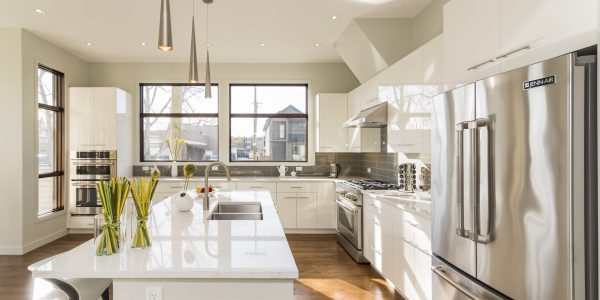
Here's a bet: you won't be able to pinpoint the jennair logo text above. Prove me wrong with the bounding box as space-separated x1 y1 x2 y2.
523 75 556 90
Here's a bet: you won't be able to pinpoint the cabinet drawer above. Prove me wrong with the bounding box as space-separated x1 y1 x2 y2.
277 182 316 193
68 216 95 229
156 181 185 193
237 182 277 194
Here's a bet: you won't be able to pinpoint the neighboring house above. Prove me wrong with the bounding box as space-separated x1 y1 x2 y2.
263 105 306 161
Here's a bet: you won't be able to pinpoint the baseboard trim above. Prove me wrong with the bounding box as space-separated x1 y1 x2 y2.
284 229 337 234
22 229 68 254
0 245 24 255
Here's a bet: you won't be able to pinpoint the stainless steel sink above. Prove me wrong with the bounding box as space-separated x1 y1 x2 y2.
209 213 263 220
208 202 263 220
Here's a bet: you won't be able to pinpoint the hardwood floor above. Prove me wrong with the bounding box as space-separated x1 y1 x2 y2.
1 234 403 300
288 234 404 300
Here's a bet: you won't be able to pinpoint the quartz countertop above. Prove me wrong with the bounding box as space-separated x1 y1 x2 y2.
363 190 431 217
148 176 358 182
29 190 299 279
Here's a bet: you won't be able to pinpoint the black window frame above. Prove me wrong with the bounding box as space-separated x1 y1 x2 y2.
229 83 309 163
37 64 65 216
139 83 220 162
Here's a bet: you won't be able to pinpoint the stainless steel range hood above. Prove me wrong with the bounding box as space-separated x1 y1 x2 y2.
343 102 387 128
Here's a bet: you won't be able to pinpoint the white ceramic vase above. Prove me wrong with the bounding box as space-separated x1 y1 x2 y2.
171 161 178 177
175 193 194 212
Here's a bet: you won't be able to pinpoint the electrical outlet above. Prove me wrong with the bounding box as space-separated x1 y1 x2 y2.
367 168 371 173
142 166 150 171
212 166 219 171
295 167 302 171
146 287 162 300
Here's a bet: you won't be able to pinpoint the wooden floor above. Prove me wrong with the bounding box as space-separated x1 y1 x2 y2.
0 234 403 300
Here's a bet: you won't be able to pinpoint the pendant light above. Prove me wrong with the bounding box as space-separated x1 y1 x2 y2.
158 0 173 51
188 1 198 83
203 0 213 100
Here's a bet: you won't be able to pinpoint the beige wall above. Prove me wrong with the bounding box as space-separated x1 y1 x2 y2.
0 28 89 254
87 62 359 165
0 28 24 254
20 30 89 251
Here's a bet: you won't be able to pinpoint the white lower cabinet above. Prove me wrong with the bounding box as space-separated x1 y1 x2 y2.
275 193 297 229
364 194 431 300
296 193 317 229
316 182 336 229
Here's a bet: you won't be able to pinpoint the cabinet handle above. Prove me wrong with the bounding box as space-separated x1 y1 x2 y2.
495 44 531 60
467 59 495 71
291 186 303 189
295 197 310 199
250 186 263 188
391 143 414 146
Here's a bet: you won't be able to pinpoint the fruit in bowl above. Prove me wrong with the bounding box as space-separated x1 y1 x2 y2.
196 185 215 194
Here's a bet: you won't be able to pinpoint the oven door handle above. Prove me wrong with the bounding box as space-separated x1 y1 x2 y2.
71 161 115 166
336 199 359 214
71 182 99 187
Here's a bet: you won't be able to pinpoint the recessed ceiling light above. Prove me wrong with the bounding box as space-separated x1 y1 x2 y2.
85 42 94 46
205 42 212 47
259 42 265 47
140 42 147 46
34 8 45 14
331 15 338 20
314 42 321 47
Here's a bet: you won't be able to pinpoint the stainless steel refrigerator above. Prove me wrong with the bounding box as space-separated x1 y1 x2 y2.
431 48 598 299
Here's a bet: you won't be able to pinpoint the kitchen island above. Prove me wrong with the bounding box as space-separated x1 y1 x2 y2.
29 190 299 300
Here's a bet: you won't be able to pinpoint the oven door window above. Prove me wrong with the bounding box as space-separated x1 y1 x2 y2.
338 205 355 234
75 165 111 176
76 187 99 207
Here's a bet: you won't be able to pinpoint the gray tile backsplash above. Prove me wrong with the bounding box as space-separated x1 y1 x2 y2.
132 152 399 183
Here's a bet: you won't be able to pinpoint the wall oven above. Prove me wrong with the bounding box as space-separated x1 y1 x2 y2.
70 151 117 215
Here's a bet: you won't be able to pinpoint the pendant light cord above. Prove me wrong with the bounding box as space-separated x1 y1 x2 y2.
206 3 209 46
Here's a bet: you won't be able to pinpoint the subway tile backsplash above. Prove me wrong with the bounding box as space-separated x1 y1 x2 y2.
132 152 399 183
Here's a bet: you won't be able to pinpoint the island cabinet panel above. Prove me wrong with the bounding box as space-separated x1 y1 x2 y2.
295 193 317 229
315 182 336 229
276 193 298 229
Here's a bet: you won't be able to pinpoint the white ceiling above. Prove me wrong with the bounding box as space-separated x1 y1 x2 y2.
0 0 432 63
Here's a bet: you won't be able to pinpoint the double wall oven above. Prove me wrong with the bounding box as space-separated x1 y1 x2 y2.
70 151 117 215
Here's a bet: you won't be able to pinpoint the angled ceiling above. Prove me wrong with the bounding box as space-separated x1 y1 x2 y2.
0 0 432 63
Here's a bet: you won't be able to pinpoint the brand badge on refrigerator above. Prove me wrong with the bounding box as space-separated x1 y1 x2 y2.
523 75 556 90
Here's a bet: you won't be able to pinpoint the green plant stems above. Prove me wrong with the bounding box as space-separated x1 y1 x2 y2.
95 178 130 256
130 178 159 248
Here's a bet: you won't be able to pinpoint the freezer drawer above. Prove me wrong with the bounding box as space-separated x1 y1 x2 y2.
432 256 507 300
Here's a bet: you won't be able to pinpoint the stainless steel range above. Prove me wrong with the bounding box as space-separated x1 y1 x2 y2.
335 180 399 263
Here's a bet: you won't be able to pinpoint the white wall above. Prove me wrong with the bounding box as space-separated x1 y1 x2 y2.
0 28 24 254
87 62 359 166
0 28 89 254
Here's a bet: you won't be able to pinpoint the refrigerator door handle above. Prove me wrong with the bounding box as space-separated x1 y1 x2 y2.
432 265 483 300
467 118 493 244
455 122 469 238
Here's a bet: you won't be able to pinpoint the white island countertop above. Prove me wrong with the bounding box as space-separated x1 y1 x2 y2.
29 190 299 280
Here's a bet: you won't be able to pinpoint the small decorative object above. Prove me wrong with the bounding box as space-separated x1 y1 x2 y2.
176 164 196 212
95 178 130 256
165 137 185 177
150 165 161 178
277 165 288 177
130 177 159 249
195 184 215 196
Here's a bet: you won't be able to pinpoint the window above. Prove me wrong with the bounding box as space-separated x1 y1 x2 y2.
37 65 64 216
229 84 308 162
140 84 219 162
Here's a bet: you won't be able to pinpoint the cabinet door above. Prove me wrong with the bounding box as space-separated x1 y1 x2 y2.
421 35 443 158
346 90 361 152
296 193 317 229
414 249 432 300
402 226 417 300
380 217 394 279
443 0 500 89
92 88 117 150
236 181 276 194
316 182 336 229
500 0 597 63
363 201 375 263
276 193 297 229
316 94 348 152
69 88 94 150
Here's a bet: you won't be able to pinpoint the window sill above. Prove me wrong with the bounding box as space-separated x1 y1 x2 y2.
35 209 66 224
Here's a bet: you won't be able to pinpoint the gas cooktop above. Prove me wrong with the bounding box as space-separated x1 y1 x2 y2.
342 180 400 191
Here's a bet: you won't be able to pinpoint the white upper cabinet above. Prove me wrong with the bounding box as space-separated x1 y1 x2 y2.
316 94 348 152
91 88 118 150
346 90 362 153
421 35 443 157
443 0 500 90
443 0 597 90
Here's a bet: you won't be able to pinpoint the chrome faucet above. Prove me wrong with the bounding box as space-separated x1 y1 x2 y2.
204 162 231 210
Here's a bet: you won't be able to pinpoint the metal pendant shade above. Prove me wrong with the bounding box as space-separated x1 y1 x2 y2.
158 0 173 51
188 18 198 83
204 50 212 99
